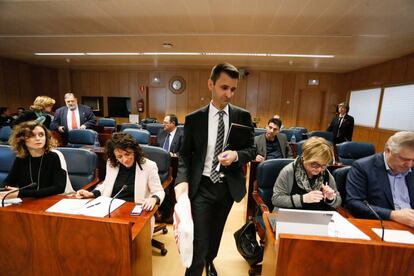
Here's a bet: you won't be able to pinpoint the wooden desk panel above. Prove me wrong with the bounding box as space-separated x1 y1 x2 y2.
262 212 414 276
0 195 155 275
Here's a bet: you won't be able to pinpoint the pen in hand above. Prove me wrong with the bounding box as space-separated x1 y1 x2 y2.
86 202 101 208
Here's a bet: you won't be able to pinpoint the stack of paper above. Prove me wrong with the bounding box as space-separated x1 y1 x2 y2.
0 198 23 207
46 196 125 217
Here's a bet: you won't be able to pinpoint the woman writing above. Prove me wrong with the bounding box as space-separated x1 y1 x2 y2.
76 133 164 223
272 137 341 210
0 121 67 199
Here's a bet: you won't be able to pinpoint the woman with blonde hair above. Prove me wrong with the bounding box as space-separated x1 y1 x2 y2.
0 121 68 200
272 137 341 210
13 96 55 128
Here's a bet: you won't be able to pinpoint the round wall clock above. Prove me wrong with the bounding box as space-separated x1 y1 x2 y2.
169 76 186 94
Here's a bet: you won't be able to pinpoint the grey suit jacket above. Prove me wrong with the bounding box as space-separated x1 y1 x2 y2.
176 104 256 202
254 133 293 159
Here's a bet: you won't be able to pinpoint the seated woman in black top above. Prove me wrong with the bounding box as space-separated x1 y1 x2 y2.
0 121 66 199
272 137 341 210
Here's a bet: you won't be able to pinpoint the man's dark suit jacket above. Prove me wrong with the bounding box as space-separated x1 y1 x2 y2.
327 114 354 144
176 104 256 202
254 133 293 159
346 153 414 219
156 127 184 154
50 104 97 132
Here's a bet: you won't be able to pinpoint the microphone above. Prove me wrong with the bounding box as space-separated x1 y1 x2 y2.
1 182 37 207
363 200 384 241
108 185 127 218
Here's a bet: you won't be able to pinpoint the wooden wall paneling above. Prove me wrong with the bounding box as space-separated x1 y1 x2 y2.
172 71 188 122
268 72 284 123
57 69 71 106
0 60 5 107
128 71 138 114
186 71 201 123
256 72 271 126
280 73 297 128
197 71 210 111
119 72 129 97
232 77 247 109
17 63 33 111
2 59 21 109
404 54 414 82
148 87 166 121
136 71 149 116
245 71 259 125
389 57 408 85
100 72 120 117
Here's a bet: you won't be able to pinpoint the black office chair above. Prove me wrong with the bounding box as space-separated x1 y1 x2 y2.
0 126 12 145
56 147 99 191
254 128 266 137
336 141 375 165
120 123 140 131
141 145 173 256
123 129 150 144
145 123 164 136
280 128 302 142
308 130 334 144
0 145 16 184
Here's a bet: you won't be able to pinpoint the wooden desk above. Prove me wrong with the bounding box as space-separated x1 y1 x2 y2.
0 195 155 275
261 212 414 276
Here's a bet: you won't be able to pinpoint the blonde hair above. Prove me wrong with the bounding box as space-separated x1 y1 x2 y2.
30 96 55 112
385 131 414 154
302 137 334 164
9 121 57 158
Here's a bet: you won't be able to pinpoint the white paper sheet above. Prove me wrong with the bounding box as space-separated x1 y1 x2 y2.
372 228 414 244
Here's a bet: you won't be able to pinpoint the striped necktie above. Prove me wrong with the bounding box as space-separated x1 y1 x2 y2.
210 110 225 183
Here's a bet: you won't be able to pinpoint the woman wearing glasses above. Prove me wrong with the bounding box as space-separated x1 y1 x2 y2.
272 137 341 210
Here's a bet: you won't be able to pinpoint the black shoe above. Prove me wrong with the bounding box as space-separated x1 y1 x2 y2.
205 261 217 276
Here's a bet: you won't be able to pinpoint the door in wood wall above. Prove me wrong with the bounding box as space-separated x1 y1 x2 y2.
296 89 326 132
148 87 166 122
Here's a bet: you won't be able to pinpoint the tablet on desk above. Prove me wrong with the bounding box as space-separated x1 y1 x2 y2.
131 204 143 216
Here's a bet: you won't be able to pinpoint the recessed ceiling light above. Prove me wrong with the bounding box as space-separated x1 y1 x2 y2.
162 43 174 48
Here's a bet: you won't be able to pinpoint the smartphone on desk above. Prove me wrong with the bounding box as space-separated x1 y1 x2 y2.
131 204 143 216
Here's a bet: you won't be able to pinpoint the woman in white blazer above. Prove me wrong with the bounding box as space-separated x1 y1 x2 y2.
76 133 165 230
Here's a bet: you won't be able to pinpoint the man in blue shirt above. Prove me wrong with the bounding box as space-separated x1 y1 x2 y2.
346 131 414 227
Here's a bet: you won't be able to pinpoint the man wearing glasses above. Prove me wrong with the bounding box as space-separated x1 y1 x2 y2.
346 131 414 227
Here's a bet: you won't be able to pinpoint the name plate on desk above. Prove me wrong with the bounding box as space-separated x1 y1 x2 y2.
271 208 333 239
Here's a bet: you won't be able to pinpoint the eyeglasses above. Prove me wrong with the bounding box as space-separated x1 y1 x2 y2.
309 162 328 170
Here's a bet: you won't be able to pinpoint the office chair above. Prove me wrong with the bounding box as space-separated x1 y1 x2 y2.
332 166 351 206
280 129 302 142
289 127 308 140
0 126 12 144
294 139 307 157
0 145 16 184
56 147 99 191
120 123 140 131
145 123 164 135
336 141 375 165
254 128 266 137
141 145 173 256
308 130 334 144
98 118 116 127
67 129 98 148
123 129 150 144
251 158 293 275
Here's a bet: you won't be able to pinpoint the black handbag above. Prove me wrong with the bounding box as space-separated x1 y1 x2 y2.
233 220 263 266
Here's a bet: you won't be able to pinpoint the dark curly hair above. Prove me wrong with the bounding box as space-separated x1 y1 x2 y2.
106 132 145 167
9 120 56 158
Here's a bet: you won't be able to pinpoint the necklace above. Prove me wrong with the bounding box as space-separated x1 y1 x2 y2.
29 154 44 191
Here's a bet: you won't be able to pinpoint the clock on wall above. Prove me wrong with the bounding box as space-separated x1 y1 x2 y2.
169 76 186 94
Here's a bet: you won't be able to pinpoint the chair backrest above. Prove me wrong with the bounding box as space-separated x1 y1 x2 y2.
332 166 351 205
145 123 164 135
56 147 98 190
295 139 307 156
120 123 140 131
123 129 150 144
256 159 294 210
140 145 171 183
308 131 334 144
254 128 266 137
280 129 302 142
0 145 16 184
0 126 12 144
98 118 116 127
336 141 375 165
67 129 98 148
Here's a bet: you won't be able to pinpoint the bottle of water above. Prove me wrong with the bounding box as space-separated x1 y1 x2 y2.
93 136 100 148
290 134 296 143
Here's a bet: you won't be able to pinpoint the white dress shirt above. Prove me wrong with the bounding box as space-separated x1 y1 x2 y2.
66 107 81 131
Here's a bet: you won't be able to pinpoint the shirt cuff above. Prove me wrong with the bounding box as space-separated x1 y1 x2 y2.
151 195 161 205
92 190 101 198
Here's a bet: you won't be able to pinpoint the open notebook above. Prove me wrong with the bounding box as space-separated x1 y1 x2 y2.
46 196 125 218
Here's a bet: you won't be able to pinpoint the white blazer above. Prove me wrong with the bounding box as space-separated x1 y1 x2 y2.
94 158 165 233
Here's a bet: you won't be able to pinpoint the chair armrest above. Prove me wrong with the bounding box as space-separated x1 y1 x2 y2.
161 167 173 190
80 168 100 191
252 179 270 213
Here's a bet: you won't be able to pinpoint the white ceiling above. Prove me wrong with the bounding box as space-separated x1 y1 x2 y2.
0 0 413 72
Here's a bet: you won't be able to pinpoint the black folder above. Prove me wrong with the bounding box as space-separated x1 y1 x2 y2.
223 123 253 151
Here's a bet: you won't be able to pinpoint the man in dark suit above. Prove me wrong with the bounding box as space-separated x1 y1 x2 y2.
254 117 292 162
50 93 97 134
157 113 183 156
175 63 255 276
346 131 414 227
327 102 354 144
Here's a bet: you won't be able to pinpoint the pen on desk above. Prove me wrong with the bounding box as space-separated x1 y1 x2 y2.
86 202 101 208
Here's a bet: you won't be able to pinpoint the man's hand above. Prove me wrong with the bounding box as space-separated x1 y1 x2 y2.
255 155 265 162
218 150 237 166
390 208 414 227
174 182 189 201
80 125 86 129
58 126 65 133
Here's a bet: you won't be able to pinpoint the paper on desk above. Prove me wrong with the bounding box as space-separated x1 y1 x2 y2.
328 212 370 240
372 228 414 244
0 197 23 207
46 197 125 217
